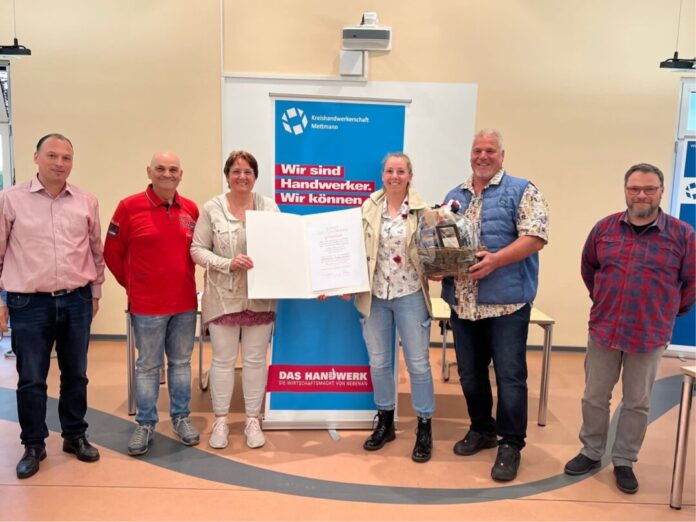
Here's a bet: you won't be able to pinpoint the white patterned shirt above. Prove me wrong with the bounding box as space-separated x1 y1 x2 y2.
372 197 422 300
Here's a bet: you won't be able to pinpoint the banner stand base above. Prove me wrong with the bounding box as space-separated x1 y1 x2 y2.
262 408 401 431
262 419 374 430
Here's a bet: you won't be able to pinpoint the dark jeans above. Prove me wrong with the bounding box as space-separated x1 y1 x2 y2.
7 286 93 449
450 303 530 450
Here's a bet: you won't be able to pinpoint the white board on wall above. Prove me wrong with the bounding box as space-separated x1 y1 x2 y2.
221 76 478 205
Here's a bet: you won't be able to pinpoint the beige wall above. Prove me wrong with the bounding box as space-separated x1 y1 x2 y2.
4 0 221 335
2 1 694 346
223 0 695 347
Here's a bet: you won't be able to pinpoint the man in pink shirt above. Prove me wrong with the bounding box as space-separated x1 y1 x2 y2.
0 134 105 479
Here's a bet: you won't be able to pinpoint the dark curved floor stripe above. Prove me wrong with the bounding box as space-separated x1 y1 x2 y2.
0 375 688 504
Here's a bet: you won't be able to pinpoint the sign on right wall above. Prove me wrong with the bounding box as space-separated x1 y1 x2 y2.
668 78 696 358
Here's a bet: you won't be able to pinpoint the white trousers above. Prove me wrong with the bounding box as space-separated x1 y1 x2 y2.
208 322 273 418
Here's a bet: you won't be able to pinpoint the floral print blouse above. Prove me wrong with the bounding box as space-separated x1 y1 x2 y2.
372 197 422 300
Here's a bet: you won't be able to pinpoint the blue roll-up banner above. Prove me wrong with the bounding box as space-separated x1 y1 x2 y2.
263 99 405 428
668 139 696 356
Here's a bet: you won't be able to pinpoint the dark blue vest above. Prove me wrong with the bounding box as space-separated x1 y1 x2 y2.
441 172 539 306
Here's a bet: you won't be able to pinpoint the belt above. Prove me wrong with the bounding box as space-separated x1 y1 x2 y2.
35 288 78 297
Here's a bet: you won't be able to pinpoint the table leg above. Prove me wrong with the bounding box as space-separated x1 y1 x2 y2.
198 312 208 391
441 321 450 382
670 374 694 510
126 312 136 416
537 324 553 426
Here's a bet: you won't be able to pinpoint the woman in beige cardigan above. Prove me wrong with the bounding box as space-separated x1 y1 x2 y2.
190 151 278 450
355 153 435 463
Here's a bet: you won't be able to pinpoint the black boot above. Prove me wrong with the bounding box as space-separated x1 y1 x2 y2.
363 409 396 451
412 416 432 463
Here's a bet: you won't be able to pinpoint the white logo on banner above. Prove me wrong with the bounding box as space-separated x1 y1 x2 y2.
281 107 308 135
680 178 696 204
685 181 696 201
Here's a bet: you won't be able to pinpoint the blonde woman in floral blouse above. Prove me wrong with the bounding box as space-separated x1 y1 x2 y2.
190 151 278 450
354 153 435 463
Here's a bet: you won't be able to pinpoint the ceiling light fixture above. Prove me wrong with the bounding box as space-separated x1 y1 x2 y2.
659 0 694 70
660 52 695 70
0 38 31 57
0 0 31 58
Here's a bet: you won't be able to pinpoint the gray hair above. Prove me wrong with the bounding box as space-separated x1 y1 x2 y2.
473 129 504 151
624 163 664 186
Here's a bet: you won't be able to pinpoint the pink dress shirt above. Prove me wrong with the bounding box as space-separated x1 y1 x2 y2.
0 177 105 298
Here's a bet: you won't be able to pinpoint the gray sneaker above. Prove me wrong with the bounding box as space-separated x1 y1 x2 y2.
172 416 200 446
128 424 154 456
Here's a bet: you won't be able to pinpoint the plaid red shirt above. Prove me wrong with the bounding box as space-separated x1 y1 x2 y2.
582 209 695 353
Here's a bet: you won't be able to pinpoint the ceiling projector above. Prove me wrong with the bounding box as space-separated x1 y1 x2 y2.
342 12 391 51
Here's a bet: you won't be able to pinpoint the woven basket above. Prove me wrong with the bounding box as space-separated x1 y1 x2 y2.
418 246 477 277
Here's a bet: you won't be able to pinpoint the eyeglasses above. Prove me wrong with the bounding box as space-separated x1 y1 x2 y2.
626 186 660 196
230 169 254 177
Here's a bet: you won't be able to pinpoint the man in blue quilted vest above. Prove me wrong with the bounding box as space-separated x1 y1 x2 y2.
442 129 549 481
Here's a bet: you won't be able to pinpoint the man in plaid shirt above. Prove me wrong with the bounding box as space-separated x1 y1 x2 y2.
564 163 695 494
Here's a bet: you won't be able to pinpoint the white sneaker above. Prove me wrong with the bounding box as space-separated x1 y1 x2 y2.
209 417 229 449
244 417 265 449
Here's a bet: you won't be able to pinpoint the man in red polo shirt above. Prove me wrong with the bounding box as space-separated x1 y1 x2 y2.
104 151 200 456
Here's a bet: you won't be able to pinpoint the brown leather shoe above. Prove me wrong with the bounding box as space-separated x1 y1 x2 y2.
16 447 47 479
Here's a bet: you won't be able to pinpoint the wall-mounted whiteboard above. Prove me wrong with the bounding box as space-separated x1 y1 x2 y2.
222 76 478 206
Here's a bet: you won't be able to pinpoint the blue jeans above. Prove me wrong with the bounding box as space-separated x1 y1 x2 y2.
450 304 530 449
361 292 435 418
131 310 196 426
7 286 93 448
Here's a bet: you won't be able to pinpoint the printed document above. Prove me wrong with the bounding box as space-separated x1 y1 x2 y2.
246 207 369 299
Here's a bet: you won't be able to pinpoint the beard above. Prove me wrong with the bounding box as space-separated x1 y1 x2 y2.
627 201 659 219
